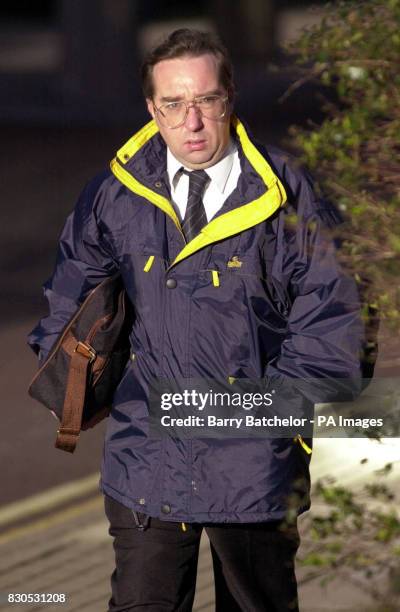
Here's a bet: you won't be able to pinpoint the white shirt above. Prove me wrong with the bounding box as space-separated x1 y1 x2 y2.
167 140 241 222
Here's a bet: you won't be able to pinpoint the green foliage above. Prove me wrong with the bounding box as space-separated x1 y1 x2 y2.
284 0 400 340
298 464 400 606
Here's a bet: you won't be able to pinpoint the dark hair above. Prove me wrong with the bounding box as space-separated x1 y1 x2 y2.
141 28 235 101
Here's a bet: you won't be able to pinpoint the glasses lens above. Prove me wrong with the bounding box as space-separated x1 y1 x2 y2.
197 96 227 120
158 102 187 128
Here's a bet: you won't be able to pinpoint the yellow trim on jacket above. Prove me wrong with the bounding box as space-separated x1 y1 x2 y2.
110 116 287 268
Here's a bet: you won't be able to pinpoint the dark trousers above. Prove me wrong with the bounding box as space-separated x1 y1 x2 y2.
104 495 300 612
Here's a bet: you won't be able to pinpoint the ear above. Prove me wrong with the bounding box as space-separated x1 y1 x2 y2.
146 98 155 119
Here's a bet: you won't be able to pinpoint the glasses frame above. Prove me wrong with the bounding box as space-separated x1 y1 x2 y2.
153 95 229 129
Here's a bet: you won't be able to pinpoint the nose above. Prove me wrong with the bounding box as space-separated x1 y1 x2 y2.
185 103 203 131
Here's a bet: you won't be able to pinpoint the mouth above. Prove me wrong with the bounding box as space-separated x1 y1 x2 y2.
185 139 207 151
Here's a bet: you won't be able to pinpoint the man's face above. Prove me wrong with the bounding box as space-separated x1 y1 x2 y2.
146 53 231 170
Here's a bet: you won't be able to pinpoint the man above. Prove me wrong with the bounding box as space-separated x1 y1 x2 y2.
28 29 363 611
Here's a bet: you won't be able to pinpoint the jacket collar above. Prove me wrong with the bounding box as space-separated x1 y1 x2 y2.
110 116 287 269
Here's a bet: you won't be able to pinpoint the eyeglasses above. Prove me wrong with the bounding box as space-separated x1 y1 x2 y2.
153 95 229 129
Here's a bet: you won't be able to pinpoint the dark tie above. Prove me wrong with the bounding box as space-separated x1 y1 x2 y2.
182 169 209 242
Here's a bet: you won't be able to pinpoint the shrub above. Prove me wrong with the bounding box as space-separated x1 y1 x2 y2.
284 0 400 353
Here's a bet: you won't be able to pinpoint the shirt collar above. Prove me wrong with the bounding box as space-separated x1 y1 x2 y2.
167 139 237 194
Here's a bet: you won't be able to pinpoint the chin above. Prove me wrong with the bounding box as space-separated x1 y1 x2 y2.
182 150 216 168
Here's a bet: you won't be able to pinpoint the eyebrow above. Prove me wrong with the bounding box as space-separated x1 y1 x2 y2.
159 89 223 103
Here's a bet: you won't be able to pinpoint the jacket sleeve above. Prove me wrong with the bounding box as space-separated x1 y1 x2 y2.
27 172 118 365
265 166 364 404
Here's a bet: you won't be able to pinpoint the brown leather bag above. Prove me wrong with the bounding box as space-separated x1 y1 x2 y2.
28 274 133 453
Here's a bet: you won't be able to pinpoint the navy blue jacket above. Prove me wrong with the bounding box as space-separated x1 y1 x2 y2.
28 117 363 522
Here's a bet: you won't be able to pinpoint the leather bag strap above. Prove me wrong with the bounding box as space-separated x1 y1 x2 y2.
55 339 94 453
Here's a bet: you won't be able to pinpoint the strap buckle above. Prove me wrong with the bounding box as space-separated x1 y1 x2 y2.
74 341 96 362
